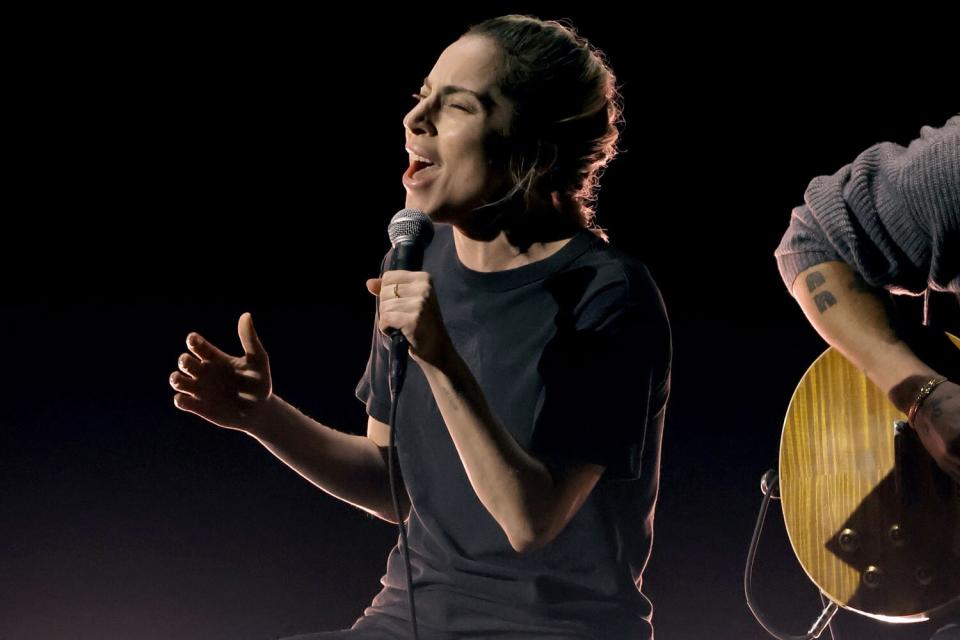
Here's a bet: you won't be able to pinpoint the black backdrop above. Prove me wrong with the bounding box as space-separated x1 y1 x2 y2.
2 5 956 639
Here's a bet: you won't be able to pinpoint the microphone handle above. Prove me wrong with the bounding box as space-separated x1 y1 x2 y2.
387 242 424 398
388 242 424 272
389 332 408 398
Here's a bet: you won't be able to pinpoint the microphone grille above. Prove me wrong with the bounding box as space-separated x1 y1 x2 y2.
388 208 434 247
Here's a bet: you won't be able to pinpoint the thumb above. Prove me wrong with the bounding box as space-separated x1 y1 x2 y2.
366 278 382 296
238 312 267 359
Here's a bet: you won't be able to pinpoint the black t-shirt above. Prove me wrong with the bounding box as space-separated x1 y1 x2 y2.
355 223 671 639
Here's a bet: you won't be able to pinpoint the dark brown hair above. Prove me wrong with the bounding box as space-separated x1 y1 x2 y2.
465 14 624 243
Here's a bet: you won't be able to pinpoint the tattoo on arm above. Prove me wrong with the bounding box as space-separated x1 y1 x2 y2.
806 271 826 292
814 291 837 313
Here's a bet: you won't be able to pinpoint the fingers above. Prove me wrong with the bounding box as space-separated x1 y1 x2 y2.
177 353 202 379
186 332 231 363
169 372 199 398
377 301 422 335
237 312 267 360
380 270 431 293
377 281 431 304
173 392 201 415
366 278 381 296
170 362 261 390
378 312 400 336
380 280 404 299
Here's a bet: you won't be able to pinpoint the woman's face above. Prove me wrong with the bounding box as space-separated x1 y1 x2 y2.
402 36 515 224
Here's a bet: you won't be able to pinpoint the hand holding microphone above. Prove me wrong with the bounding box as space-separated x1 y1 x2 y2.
364 209 446 395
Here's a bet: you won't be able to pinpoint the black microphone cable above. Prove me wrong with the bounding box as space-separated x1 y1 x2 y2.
381 208 432 640
388 324 419 640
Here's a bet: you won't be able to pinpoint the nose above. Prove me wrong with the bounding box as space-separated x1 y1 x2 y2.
403 96 437 135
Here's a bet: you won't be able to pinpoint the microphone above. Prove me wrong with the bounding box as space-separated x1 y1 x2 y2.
386 208 434 398
383 208 433 640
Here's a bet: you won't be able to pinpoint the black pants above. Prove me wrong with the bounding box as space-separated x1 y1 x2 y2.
277 615 407 640
278 630 395 640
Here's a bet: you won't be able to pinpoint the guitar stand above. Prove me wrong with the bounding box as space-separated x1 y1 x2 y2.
745 469 840 640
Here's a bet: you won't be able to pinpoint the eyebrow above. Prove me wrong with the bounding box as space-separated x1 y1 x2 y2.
423 78 496 111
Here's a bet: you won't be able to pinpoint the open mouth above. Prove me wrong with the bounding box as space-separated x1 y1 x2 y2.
403 151 441 188
411 159 436 175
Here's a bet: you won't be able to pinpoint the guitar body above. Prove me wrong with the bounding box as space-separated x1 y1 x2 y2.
780 333 960 622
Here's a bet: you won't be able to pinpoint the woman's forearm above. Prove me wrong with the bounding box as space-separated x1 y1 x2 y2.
246 395 410 523
419 350 555 552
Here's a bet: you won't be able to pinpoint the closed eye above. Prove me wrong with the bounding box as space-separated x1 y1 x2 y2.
411 93 471 112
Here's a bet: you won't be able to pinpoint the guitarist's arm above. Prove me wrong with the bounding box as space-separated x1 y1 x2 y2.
790 260 960 482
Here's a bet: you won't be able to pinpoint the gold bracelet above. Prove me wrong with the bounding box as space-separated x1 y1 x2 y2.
907 376 948 425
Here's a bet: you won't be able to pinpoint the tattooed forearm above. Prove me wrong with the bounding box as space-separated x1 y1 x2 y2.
814 291 837 313
806 270 827 292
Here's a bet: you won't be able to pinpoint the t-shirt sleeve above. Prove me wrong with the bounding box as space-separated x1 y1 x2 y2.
355 250 394 424
528 263 671 481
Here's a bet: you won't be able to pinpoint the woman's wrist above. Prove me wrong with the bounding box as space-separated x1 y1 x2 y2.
243 393 284 439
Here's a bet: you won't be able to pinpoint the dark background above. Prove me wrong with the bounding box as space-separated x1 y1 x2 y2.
2 5 957 639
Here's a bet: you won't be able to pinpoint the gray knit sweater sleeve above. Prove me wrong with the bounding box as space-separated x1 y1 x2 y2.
774 115 960 295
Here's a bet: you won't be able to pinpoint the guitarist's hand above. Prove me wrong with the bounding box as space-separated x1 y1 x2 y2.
913 380 960 482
